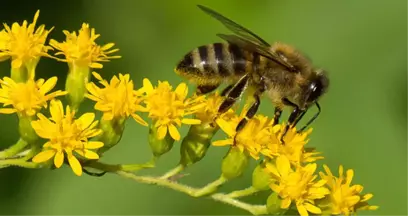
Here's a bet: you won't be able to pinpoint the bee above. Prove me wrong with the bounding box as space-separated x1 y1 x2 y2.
175 5 329 141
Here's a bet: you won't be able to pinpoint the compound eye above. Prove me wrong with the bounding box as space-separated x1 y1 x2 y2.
307 81 323 102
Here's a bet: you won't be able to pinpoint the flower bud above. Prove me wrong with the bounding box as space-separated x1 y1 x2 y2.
266 192 287 215
65 65 90 111
96 118 126 155
179 122 218 166
19 115 39 144
221 146 249 180
149 124 174 157
252 161 272 191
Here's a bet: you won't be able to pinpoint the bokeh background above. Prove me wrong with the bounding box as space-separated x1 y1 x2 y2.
0 0 406 215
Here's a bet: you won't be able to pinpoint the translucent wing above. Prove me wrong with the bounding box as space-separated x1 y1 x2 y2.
197 4 270 47
217 34 296 71
197 5 296 72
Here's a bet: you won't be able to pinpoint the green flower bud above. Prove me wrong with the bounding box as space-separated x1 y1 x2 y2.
221 146 249 180
97 117 126 155
266 192 287 215
19 115 39 144
65 65 90 111
149 124 175 157
180 122 218 166
252 161 272 191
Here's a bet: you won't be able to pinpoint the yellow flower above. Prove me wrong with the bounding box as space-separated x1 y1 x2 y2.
49 23 120 69
319 165 379 215
194 91 235 124
213 112 274 160
0 10 53 70
86 72 147 126
262 125 324 165
0 76 66 116
140 79 204 141
31 100 103 176
265 155 330 216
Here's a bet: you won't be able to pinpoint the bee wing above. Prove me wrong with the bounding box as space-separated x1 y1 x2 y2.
197 4 271 47
217 34 295 71
197 4 296 72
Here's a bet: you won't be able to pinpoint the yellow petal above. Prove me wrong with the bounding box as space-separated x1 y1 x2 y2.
175 82 188 99
90 62 103 69
216 118 235 137
0 108 16 114
276 155 291 177
296 203 309 216
131 113 148 126
92 71 103 81
50 100 64 122
76 112 95 129
39 76 57 95
67 155 82 176
32 149 56 163
76 149 99 160
157 125 167 140
142 78 154 93
361 193 374 202
303 203 321 214
54 151 64 168
281 197 291 209
168 124 180 140
84 141 104 149
212 139 233 146
181 118 201 125
265 163 280 179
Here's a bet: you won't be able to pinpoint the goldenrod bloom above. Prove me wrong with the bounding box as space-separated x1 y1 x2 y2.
140 79 204 141
49 23 120 69
32 100 103 176
0 10 53 77
213 113 273 159
0 76 66 116
265 155 330 216
262 125 324 165
86 72 147 125
319 165 378 215
195 91 235 123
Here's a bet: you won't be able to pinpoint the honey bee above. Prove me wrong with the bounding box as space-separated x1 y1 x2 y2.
175 5 329 141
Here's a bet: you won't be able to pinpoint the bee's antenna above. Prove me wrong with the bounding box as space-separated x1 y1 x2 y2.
298 102 321 132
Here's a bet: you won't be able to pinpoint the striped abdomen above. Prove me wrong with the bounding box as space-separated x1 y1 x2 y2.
175 43 263 84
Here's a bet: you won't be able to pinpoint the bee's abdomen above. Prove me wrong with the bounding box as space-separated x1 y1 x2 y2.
175 43 248 83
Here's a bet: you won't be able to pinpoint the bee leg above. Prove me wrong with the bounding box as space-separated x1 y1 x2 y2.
280 98 304 144
217 75 249 114
273 107 283 125
235 91 264 132
196 84 219 95
221 84 234 96
297 102 321 132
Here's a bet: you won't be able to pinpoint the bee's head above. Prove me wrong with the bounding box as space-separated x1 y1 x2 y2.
304 69 329 107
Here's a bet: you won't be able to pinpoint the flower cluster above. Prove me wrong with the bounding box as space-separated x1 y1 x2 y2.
212 104 378 215
0 9 378 216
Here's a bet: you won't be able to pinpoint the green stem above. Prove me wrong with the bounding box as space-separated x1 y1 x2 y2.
226 186 259 198
85 157 157 172
211 193 268 215
192 175 228 197
0 159 40 169
115 170 268 215
0 138 29 159
160 164 185 179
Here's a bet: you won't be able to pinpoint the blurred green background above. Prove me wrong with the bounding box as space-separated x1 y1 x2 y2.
0 0 406 215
